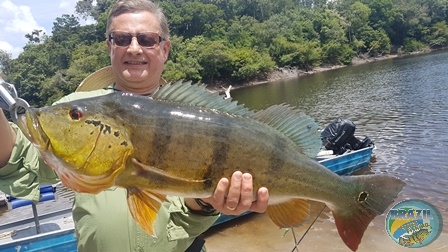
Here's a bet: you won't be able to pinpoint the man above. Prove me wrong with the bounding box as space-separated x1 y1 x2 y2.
0 0 269 251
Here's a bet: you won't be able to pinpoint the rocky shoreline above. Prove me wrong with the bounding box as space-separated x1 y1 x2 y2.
207 52 427 94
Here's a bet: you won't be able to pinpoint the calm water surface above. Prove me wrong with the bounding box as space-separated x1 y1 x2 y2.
206 51 448 251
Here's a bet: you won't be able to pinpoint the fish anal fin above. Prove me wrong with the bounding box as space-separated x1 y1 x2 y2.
126 188 166 237
332 207 376 251
266 199 310 228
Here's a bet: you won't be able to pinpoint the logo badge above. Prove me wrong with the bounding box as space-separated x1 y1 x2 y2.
385 199 443 248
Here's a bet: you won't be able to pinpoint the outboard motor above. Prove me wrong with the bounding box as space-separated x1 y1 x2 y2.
321 118 373 155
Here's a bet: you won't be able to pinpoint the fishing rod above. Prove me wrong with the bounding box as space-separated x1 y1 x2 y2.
290 205 327 252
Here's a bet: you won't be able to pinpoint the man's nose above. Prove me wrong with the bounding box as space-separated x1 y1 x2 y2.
127 37 142 54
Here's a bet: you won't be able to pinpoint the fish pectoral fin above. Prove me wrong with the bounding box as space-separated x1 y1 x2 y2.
126 188 166 237
131 158 210 186
266 199 310 228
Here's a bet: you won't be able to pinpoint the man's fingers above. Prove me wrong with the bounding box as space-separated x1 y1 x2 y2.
238 173 254 209
225 171 243 210
204 172 269 215
249 187 269 213
213 177 229 207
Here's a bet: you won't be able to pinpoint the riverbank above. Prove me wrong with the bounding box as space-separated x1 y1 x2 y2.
207 52 418 94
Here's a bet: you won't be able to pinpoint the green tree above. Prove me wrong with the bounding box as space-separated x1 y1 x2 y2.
346 2 371 43
164 1 224 38
0 50 12 76
25 29 44 44
197 40 232 83
224 47 275 82
283 41 323 70
359 27 391 56
428 21 448 48
225 16 260 48
164 36 204 82
66 42 110 85
75 0 115 21
52 14 81 43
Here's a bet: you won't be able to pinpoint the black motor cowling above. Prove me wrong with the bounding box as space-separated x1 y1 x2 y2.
321 118 373 155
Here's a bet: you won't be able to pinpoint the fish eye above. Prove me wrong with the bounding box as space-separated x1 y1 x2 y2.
69 107 83 120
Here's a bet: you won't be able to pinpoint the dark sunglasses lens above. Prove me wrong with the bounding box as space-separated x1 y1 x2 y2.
113 33 132 46
137 34 159 47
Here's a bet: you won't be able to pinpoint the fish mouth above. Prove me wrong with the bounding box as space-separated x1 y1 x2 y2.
17 108 50 150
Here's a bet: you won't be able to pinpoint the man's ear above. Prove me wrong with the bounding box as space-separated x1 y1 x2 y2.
106 39 112 53
162 40 171 62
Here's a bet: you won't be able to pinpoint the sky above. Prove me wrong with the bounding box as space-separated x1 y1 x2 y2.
0 0 92 58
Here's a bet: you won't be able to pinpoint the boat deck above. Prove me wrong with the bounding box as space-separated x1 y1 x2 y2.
0 183 75 249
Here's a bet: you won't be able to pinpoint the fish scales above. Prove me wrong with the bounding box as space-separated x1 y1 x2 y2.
17 81 406 251
109 94 342 201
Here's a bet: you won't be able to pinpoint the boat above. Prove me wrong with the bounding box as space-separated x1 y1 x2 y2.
315 145 374 175
0 121 375 251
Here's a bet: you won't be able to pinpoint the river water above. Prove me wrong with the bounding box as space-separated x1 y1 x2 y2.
204 51 448 251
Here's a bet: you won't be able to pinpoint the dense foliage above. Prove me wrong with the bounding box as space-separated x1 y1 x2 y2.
1 0 448 106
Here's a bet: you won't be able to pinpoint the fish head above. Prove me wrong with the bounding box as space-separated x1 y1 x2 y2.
17 102 134 192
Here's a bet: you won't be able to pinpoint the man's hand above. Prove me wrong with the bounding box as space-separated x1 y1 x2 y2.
203 171 269 215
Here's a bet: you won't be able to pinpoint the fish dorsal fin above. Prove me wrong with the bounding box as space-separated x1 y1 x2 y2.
252 104 321 158
126 188 166 237
151 80 253 116
266 199 310 228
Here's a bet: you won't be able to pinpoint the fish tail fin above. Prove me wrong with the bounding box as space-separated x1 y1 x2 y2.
331 204 376 251
330 175 406 251
126 188 166 237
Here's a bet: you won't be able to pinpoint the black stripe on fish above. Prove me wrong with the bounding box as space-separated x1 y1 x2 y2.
203 116 232 190
151 117 173 166
268 136 286 175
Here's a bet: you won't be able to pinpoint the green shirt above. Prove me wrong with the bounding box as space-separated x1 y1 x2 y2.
0 88 219 252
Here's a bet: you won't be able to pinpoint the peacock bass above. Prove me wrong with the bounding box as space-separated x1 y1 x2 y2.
17 81 405 251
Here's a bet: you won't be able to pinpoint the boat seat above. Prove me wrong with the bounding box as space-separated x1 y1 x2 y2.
5 184 57 234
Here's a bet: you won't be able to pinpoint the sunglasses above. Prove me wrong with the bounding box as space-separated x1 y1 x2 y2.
108 31 164 48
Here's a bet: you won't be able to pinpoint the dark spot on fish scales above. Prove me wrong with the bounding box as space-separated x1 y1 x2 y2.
85 119 105 133
85 120 102 127
85 119 114 135
114 131 120 137
103 125 111 134
121 141 128 147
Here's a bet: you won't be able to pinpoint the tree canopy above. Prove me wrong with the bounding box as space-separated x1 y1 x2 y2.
1 0 448 106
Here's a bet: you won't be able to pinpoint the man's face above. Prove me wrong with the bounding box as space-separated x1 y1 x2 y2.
107 11 171 94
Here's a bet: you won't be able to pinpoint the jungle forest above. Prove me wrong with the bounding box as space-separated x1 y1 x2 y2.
1 0 448 106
